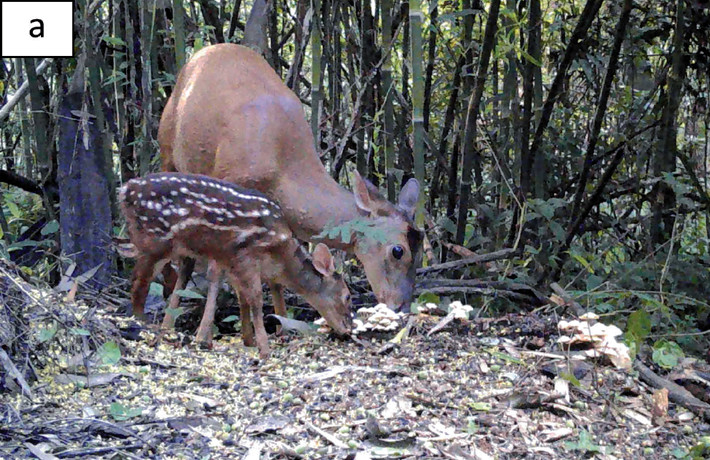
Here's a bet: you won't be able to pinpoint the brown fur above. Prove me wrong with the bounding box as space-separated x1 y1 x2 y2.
158 44 422 311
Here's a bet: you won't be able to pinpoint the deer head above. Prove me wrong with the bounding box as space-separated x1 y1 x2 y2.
283 242 353 335
352 171 423 313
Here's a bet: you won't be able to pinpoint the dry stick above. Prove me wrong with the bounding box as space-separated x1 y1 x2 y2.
549 282 585 316
41 417 154 449
417 248 519 275
0 349 33 399
634 359 710 421
305 422 349 448
0 59 52 123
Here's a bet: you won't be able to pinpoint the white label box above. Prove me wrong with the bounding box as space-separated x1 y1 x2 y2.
1 1 74 57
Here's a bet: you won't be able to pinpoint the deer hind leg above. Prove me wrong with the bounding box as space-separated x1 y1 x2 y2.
270 282 286 333
195 261 222 346
229 272 268 358
131 253 168 321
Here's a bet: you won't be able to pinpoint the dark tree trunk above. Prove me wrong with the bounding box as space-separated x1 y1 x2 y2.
57 67 113 289
455 0 500 245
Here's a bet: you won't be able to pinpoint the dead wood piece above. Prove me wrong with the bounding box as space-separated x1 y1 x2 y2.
305 422 348 448
53 443 143 459
427 311 457 337
549 283 585 316
299 365 387 384
24 442 59 460
0 348 33 399
417 248 520 275
634 359 710 421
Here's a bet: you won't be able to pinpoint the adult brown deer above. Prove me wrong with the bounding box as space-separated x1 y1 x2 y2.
120 172 353 358
158 43 422 313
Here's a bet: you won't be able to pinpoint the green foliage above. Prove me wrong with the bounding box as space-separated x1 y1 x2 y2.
315 219 395 249
98 341 121 365
559 371 581 388
687 437 710 460
652 340 684 369
148 282 164 297
69 328 91 336
109 402 143 421
222 315 240 323
175 288 205 299
625 309 651 356
565 430 607 454
165 307 186 320
40 220 59 235
37 323 58 343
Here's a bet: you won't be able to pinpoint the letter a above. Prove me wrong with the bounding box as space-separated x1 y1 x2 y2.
29 19 45 38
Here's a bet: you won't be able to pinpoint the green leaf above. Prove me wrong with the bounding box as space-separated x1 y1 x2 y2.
652 340 684 369
38 324 58 343
559 371 581 388
627 309 651 342
70 328 91 336
416 291 440 305
489 351 524 365
102 35 127 46
148 282 164 297
165 307 186 319
565 429 604 453
341 226 352 245
6 200 20 219
468 402 491 412
41 220 59 235
222 315 240 323
109 402 143 421
98 341 121 365
175 289 205 299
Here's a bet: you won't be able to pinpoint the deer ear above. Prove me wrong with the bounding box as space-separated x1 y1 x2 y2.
312 243 335 276
353 171 374 213
353 171 395 216
397 178 420 219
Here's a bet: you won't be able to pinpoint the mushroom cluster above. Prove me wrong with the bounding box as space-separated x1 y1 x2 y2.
557 312 631 369
448 300 473 319
352 303 406 334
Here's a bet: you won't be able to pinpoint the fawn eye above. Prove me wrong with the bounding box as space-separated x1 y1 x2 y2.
391 245 404 260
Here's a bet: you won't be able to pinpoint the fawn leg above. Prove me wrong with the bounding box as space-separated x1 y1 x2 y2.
240 295 255 347
270 282 286 333
131 253 167 321
160 258 191 330
229 272 268 358
195 261 221 346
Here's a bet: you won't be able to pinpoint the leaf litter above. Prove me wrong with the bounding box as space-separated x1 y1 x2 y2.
0 259 709 459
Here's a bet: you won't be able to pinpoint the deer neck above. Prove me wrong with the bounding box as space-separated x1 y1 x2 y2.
277 173 365 252
272 238 322 294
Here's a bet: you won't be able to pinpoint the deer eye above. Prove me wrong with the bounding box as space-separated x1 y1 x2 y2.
392 245 404 260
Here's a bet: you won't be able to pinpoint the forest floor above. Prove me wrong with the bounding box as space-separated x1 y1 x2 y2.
1 261 709 459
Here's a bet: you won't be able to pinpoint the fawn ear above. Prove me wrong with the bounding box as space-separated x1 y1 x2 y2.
312 243 335 276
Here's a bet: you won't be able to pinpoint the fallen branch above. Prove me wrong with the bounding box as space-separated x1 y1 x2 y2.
0 169 43 195
634 359 710 421
417 248 520 275
550 283 586 316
